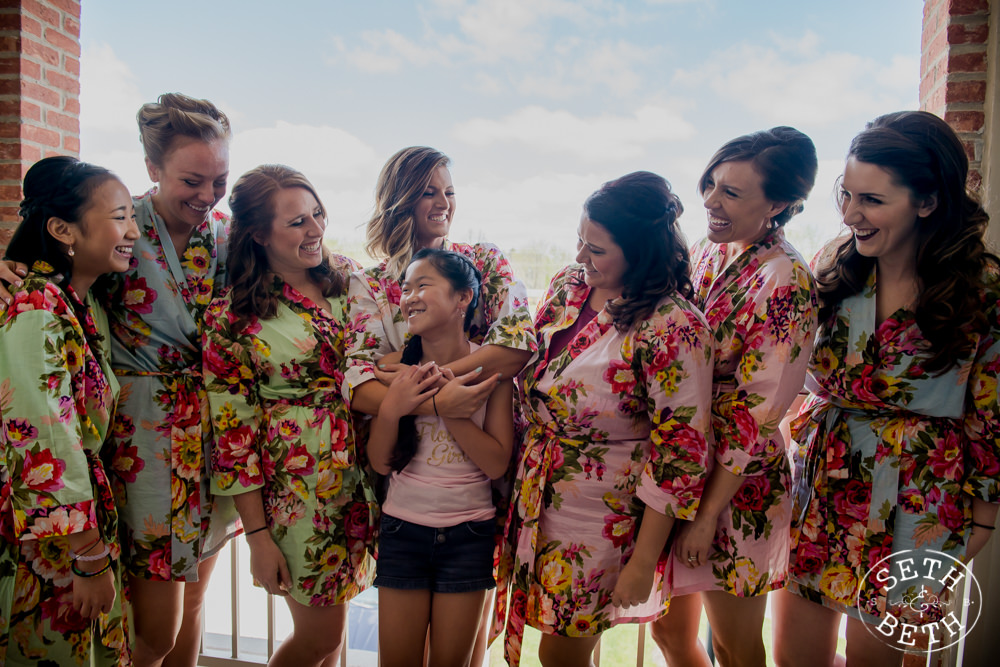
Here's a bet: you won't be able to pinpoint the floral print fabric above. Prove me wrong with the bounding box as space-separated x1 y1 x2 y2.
787 265 1000 621
344 240 537 399
498 265 713 666
672 230 817 597
204 262 377 606
102 190 238 581
0 277 129 665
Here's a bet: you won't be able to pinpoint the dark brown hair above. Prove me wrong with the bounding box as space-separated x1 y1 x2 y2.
699 126 817 227
226 164 348 328
583 171 691 332
815 110 997 373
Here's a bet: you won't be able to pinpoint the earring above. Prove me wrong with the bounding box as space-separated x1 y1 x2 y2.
766 218 775 231
67 246 75 256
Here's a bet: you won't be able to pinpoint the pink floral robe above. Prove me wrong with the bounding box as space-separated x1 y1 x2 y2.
672 229 817 596
498 265 713 665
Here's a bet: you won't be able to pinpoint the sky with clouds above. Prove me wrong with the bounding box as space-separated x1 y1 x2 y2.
78 0 923 271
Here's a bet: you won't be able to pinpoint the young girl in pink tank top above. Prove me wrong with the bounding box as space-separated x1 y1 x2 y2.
367 248 514 667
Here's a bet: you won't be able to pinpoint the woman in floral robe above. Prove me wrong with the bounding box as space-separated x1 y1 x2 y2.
103 93 239 665
774 112 1000 666
499 172 713 666
1 157 139 665
346 147 536 666
650 127 818 667
204 165 376 665
346 146 536 417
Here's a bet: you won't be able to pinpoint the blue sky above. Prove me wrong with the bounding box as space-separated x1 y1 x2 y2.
78 0 923 265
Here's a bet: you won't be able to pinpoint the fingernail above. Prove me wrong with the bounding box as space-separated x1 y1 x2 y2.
378 364 385 368
474 366 482 373
497 372 503 379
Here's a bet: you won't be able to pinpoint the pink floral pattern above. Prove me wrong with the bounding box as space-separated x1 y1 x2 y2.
344 240 537 400
102 190 239 581
497 265 713 665
672 230 817 597
788 264 1000 621
204 260 377 606
0 276 129 665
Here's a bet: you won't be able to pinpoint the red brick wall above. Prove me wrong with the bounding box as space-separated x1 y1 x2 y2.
0 0 81 253
920 0 990 188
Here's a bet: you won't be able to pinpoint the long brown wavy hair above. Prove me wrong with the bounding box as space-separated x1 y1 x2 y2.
583 171 692 333
226 164 348 330
815 110 998 373
364 147 450 278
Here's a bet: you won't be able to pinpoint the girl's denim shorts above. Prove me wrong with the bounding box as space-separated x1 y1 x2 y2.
374 514 496 593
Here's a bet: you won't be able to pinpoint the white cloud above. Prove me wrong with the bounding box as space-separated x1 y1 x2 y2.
229 122 381 191
453 105 696 161
330 0 646 97
79 43 144 135
675 43 919 126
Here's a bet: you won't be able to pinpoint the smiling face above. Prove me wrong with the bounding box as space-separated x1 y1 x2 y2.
400 258 471 337
840 157 937 272
575 215 627 296
702 160 786 250
146 136 229 233
62 178 139 293
255 186 327 279
412 166 455 249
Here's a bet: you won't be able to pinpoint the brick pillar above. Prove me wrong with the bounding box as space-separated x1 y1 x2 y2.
0 0 81 254
919 0 990 188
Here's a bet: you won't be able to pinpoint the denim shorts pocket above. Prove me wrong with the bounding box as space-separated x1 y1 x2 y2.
380 514 405 536
464 518 497 538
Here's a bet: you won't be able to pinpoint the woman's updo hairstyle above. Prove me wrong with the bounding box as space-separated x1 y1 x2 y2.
365 146 450 278
5 156 118 284
391 248 483 472
816 110 997 373
699 126 817 227
137 92 231 166
583 171 690 332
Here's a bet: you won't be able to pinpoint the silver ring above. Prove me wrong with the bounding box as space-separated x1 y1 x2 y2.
687 556 697 562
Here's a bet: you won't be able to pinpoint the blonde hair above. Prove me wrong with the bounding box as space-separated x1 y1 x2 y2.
365 146 450 277
137 92 231 165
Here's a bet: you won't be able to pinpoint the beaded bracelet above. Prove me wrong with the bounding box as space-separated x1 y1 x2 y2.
70 543 110 562
71 557 112 578
244 526 268 538
973 521 996 530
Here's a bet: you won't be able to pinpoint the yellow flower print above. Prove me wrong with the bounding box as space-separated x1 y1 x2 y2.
819 564 858 605
537 552 572 591
253 338 272 358
182 246 211 274
319 543 348 571
213 403 239 431
566 614 597 637
725 557 762 592
813 347 839 376
316 465 343 499
972 372 997 409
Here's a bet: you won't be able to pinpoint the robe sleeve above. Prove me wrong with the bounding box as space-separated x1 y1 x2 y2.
964 271 1000 502
0 290 99 540
203 297 266 495
633 299 713 519
343 269 394 403
467 243 538 354
715 262 817 476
